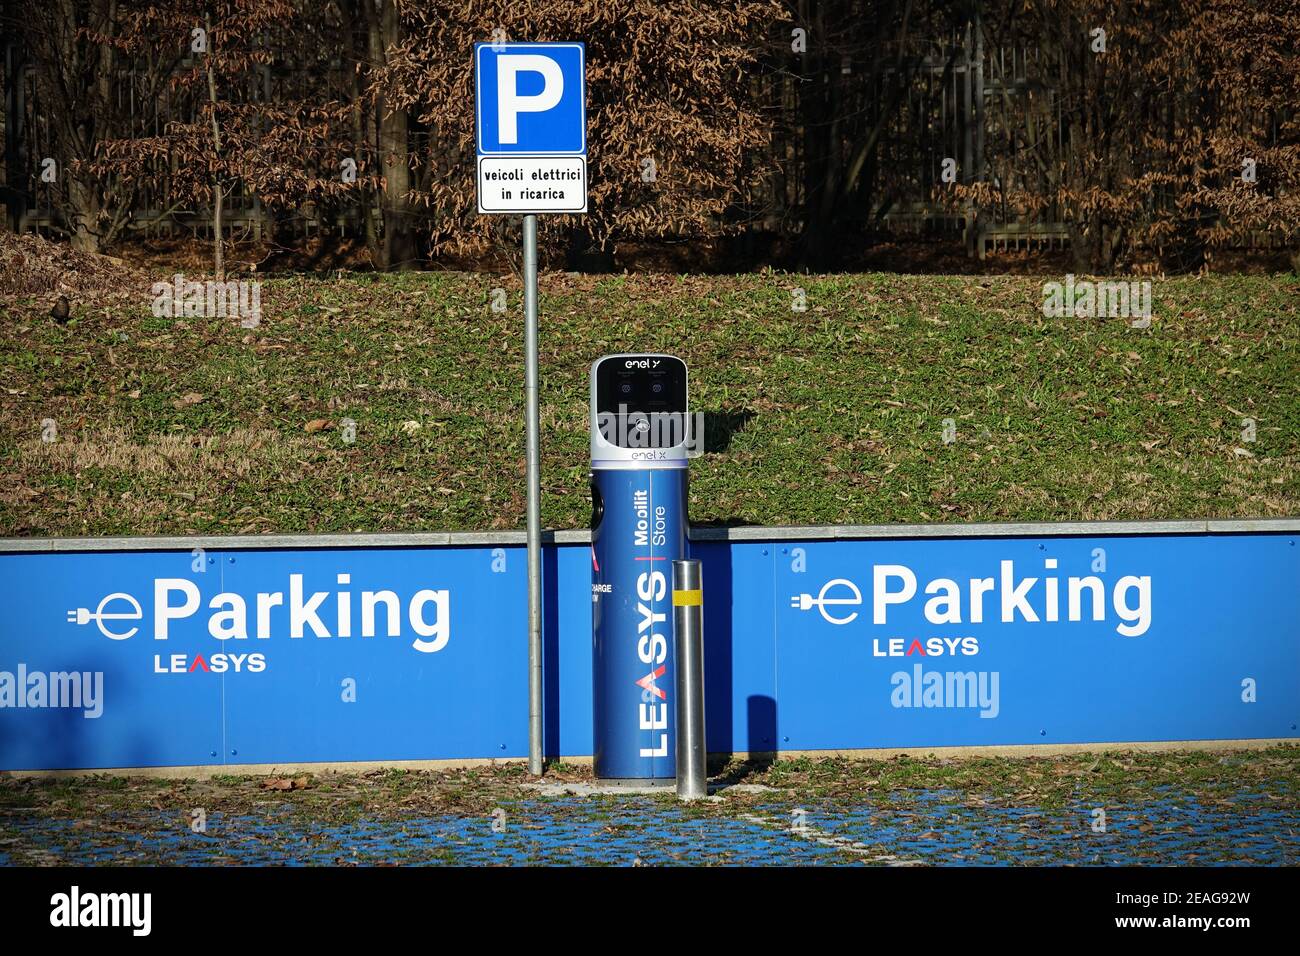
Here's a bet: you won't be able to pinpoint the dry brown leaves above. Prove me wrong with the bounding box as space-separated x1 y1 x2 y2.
0 231 151 300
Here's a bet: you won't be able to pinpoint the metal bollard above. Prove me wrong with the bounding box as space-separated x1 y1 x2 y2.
672 559 707 800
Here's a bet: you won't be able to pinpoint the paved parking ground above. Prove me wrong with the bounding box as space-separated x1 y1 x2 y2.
2 749 1295 866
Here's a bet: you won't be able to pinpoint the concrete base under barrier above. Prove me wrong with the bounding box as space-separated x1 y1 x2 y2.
2 738 1293 780
521 781 676 796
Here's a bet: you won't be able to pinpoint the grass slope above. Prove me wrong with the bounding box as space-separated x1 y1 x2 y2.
2 271 1297 537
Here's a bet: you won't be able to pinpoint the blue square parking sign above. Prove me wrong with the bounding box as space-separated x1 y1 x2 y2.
475 42 586 156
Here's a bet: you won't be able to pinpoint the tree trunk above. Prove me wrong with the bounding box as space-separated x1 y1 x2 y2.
66 174 102 253
797 0 828 270
340 0 378 259
368 0 417 271
204 13 224 280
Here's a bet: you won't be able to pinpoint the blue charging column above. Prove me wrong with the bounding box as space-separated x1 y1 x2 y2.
590 354 690 782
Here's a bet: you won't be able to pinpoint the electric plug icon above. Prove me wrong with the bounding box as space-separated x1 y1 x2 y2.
789 578 863 625
66 592 143 639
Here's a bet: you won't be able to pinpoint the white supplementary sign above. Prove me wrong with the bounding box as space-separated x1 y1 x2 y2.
475 41 587 215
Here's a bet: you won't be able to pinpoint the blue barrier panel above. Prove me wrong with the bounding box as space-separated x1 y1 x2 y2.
0 546 530 770
773 533 1299 750
691 540 780 756
0 525 1296 771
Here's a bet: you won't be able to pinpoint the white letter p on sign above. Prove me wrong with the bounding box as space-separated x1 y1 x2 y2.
497 55 563 144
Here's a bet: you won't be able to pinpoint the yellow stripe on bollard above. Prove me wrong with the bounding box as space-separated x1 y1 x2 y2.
672 589 702 607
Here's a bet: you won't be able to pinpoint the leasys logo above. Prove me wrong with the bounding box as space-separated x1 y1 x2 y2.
66 574 451 674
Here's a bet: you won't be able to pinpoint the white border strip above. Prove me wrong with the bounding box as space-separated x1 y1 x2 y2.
699 517 1300 541
0 518 1296 554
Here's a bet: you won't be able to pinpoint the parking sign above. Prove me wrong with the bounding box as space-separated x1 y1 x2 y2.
475 42 587 214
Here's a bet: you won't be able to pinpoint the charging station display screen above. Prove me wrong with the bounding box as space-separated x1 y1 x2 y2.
595 356 687 448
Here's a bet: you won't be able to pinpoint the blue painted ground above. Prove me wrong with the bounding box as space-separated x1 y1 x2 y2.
2 789 1295 866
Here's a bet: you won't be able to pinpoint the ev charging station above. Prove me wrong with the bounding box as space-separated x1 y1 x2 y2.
473 43 703 782
589 354 690 782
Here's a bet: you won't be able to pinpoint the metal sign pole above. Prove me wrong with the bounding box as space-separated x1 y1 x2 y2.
475 41 586 778
523 213 544 776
